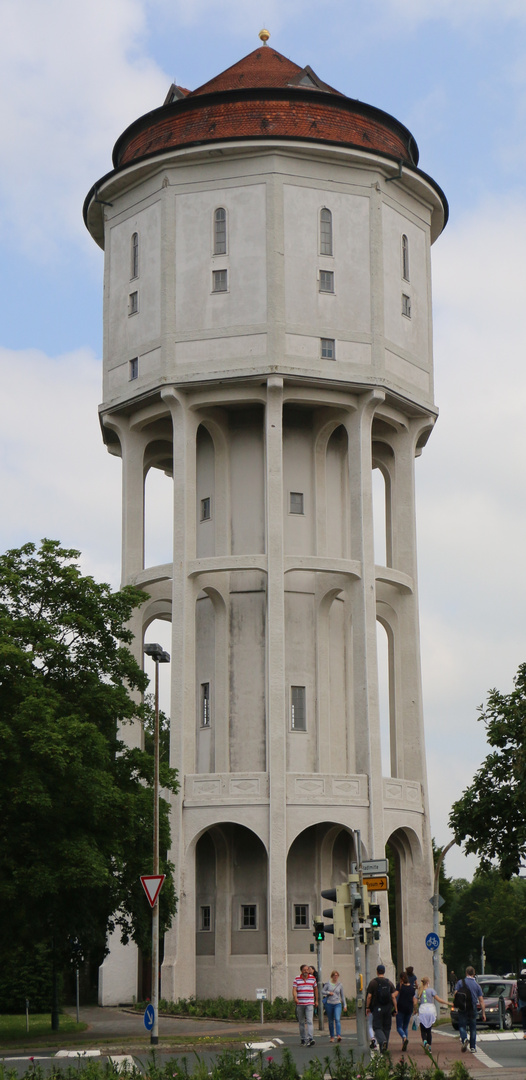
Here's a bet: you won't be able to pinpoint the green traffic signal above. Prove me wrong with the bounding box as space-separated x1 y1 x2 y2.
370 904 381 928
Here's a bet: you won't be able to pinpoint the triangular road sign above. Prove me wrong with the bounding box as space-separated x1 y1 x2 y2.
140 874 165 908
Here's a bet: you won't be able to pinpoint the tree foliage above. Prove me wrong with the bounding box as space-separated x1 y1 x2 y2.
449 662 526 878
443 871 526 975
0 540 178 982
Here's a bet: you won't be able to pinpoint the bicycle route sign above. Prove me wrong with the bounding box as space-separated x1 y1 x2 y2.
425 932 440 951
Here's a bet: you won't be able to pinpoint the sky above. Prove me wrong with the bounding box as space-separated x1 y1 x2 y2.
1 0 526 884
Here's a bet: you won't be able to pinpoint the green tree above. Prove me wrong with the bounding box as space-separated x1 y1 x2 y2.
449 662 526 878
442 872 526 975
0 540 178 1023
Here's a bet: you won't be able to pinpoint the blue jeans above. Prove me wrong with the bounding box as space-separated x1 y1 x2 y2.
296 1003 314 1043
458 1012 477 1049
396 1011 411 1040
325 1001 342 1037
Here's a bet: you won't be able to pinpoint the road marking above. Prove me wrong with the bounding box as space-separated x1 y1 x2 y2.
55 1050 102 1058
474 1046 502 1068
245 1041 277 1051
273 1038 284 1044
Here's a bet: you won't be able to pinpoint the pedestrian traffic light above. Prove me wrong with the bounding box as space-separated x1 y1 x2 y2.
370 905 381 928
313 918 325 941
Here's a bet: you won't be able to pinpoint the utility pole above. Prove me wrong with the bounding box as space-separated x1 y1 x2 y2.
352 829 367 1058
433 839 455 995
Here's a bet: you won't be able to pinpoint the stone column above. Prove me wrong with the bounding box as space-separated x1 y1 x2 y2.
265 375 288 1000
160 387 199 1002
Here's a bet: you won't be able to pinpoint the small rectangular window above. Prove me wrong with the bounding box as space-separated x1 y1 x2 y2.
402 293 411 318
291 686 306 731
321 337 335 360
201 497 211 521
241 904 257 929
131 232 139 279
129 357 138 380
129 291 138 315
319 270 334 293
402 234 410 282
294 904 309 928
201 682 210 727
200 905 211 931
289 492 304 515
212 269 228 292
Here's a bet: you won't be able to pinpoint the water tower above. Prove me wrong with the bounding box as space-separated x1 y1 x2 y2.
84 34 447 1004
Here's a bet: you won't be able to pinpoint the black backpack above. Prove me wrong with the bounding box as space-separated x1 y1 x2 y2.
376 978 392 1006
453 980 473 1014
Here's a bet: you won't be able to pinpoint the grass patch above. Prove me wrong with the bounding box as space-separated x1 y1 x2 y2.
0 1014 87 1042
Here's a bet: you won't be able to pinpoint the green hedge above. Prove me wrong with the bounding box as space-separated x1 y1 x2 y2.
155 996 357 1022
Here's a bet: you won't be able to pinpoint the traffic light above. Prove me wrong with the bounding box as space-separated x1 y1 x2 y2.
321 883 353 939
370 904 381 941
313 918 325 942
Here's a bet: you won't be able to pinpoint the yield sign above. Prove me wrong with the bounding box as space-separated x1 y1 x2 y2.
140 874 165 908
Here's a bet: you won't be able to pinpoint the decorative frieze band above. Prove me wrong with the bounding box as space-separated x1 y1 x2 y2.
383 778 423 811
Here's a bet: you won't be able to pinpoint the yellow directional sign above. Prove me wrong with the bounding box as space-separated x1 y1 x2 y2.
363 875 388 892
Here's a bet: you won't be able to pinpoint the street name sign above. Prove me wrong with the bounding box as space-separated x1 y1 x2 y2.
140 874 165 908
362 859 388 876
363 875 388 891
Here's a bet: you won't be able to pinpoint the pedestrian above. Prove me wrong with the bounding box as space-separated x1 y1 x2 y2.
517 969 526 1040
292 963 318 1047
322 969 347 1042
394 970 417 1051
417 976 450 1050
405 965 419 995
453 966 486 1054
449 970 456 994
366 963 397 1052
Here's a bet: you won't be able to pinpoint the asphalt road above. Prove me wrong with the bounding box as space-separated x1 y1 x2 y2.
2 1009 526 1076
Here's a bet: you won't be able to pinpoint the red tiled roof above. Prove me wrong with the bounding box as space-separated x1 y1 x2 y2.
112 45 419 169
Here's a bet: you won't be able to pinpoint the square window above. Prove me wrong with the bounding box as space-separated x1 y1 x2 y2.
241 904 257 929
201 682 210 727
402 293 411 318
129 291 138 315
201 497 211 521
200 905 211 931
319 270 334 293
291 686 306 731
321 337 335 360
129 357 138 380
289 492 304 515
212 269 228 293
294 904 309 928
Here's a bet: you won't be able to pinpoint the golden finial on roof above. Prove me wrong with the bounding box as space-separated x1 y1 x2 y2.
259 28 270 44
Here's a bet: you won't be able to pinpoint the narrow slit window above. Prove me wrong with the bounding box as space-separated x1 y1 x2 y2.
131 232 139 279
212 269 228 292
241 904 257 929
321 337 335 360
129 357 138 380
291 685 306 731
294 904 309 928
214 208 227 254
289 492 304 515
129 291 138 315
402 234 410 281
201 496 211 521
402 293 411 318
201 682 210 727
320 208 333 255
200 905 211 931
319 270 334 293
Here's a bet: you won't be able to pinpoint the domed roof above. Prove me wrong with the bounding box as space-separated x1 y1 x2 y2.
112 44 420 169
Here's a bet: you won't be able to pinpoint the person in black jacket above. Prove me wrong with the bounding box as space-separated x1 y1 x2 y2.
394 971 417 1051
366 964 397 1051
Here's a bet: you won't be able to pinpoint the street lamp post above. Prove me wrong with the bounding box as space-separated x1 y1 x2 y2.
144 642 170 1045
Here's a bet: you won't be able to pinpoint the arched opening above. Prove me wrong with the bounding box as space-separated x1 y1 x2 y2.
376 619 392 778
325 425 349 559
386 828 422 975
372 466 387 567
195 823 268 996
287 824 358 961
144 462 173 569
196 425 216 557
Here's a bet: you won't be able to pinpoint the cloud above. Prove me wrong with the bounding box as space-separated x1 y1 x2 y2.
0 345 121 585
0 0 168 260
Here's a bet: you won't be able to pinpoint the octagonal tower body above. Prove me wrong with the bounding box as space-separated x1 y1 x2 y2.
85 43 447 1005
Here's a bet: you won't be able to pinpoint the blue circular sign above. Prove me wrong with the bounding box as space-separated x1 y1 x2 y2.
425 932 440 951
144 1003 155 1030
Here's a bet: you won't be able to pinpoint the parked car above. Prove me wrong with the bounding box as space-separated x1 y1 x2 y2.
451 978 520 1030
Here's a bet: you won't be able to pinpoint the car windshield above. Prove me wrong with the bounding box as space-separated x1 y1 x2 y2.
480 982 513 998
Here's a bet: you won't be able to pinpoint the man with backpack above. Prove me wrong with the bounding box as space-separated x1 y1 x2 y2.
366 963 397 1051
453 966 486 1053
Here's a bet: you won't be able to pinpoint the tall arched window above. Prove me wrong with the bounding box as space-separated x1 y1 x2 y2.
131 232 139 279
401 234 409 281
214 208 227 255
320 208 333 256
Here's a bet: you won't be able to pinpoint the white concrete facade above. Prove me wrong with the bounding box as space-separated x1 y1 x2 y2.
87 136 445 1004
